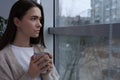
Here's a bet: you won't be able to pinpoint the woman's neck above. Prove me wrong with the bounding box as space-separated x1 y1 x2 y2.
12 33 30 47
12 41 30 47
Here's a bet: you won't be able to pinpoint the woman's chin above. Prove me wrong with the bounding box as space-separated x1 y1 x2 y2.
32 34 39 38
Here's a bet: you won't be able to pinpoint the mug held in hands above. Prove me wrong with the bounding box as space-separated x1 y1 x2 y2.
33 52 52 73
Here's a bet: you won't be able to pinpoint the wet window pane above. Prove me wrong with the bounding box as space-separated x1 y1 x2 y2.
56 36 120 80
55 0 120 80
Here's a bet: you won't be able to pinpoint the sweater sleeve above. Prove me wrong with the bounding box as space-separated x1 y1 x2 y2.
0 53 14 80
42 65 60 80
0 51 33 80
18 72 33 80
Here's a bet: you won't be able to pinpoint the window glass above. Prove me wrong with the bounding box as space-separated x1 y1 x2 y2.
55 0 120 80
56 0 120 26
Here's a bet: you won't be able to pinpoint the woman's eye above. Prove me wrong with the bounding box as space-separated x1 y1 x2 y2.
31 17 36 21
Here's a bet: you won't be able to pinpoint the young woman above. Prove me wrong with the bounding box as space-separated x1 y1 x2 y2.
0 0 59 80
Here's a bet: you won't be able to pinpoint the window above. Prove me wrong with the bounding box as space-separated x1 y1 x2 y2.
48 0 120 80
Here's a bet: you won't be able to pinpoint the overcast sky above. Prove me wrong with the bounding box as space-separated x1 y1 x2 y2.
60 0 91 17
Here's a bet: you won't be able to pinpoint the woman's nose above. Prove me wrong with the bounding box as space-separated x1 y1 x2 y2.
37 21 42 28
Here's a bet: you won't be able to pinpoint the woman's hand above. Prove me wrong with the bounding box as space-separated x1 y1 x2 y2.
27 53 53 78
41 53 53 74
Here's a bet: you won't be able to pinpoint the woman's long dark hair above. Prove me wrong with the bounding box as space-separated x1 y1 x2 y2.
0 0 45 50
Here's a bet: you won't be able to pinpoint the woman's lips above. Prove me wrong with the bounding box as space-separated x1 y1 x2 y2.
35 30 40 33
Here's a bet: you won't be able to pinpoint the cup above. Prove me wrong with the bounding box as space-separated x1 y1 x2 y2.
33 52 50 74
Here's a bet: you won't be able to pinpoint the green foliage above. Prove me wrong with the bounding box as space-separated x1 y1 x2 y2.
0 16 7 36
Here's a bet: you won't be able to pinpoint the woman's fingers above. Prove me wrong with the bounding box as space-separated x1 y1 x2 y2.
29 53 53 76
38 58 53 74
44 52 53 59
36 55 50 64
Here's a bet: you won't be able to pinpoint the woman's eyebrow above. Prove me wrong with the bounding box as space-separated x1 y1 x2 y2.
31 15 42 19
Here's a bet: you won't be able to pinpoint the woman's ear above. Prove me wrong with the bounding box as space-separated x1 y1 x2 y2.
13 17 21 27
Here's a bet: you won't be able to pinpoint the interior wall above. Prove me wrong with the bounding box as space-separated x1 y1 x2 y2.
0 0 16 18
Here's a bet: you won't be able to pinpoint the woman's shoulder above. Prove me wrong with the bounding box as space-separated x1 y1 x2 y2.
0 45 11 56
32 44 45 52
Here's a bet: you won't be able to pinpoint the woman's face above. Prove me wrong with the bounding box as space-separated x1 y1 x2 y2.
16 7 42 38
